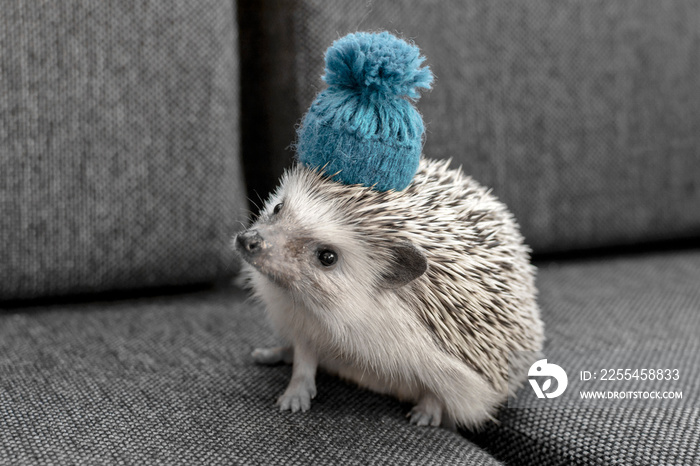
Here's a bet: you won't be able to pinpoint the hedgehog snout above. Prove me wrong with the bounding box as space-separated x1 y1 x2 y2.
236 229 264 255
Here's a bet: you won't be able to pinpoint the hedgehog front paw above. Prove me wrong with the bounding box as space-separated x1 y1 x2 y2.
277 377 317 413
251 346 293 365
408 393 443 427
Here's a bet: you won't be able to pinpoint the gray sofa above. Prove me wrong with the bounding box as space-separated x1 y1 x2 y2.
2 1 698 465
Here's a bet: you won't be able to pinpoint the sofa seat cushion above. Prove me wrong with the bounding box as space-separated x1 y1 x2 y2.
470 249 700 465
2 249 698 464
0 288 500 466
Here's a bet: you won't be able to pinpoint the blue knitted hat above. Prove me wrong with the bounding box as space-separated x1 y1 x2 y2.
296 32 433 192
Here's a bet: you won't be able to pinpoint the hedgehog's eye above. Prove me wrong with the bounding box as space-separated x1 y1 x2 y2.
317 249 338 267
272 203 283 215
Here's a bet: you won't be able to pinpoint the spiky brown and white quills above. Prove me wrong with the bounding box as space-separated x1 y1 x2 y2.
234 158 544 429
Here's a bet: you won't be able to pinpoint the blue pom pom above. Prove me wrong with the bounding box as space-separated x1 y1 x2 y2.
323 31 433 100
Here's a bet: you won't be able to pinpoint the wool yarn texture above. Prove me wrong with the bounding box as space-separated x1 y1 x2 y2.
296 31 433 192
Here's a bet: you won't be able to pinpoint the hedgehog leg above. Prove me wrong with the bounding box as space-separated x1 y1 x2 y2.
277 341 318 413
408 392 443 427
251 346 293 365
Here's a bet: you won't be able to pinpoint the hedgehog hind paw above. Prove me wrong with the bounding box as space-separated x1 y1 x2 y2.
251 346 293 365
408 394 443 427
408 407 440 427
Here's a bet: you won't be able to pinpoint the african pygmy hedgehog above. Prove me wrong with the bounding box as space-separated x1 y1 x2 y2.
234 32 544 429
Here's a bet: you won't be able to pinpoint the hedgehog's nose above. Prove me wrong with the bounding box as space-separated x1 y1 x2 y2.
236 230 263 254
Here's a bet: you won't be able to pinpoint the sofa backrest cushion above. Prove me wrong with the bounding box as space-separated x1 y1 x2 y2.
0 1 246 301
242 0 700 254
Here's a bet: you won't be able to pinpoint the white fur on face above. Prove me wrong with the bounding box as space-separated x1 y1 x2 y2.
246 165 396 311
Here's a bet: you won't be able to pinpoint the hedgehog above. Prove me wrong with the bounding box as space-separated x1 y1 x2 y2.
233 32 544 429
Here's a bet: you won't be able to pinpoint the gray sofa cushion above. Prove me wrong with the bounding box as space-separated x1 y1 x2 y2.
0 289 501 466
242 0 700 253
2 250 698 464
471 250 700 465
0 1 246 301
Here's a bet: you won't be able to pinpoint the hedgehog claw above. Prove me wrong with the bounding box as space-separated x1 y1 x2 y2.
408 394 443 427
277 377 316 413
409 407 441 427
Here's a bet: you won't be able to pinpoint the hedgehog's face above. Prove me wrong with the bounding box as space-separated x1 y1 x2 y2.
234 165 427 310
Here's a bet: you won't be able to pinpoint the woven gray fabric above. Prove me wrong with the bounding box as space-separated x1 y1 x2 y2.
0 289 501 466
244 0 700 253
0 2 246 301
2 252 698 465
469 250 700 465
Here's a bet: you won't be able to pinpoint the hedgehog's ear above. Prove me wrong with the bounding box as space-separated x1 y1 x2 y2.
381 242 427 289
